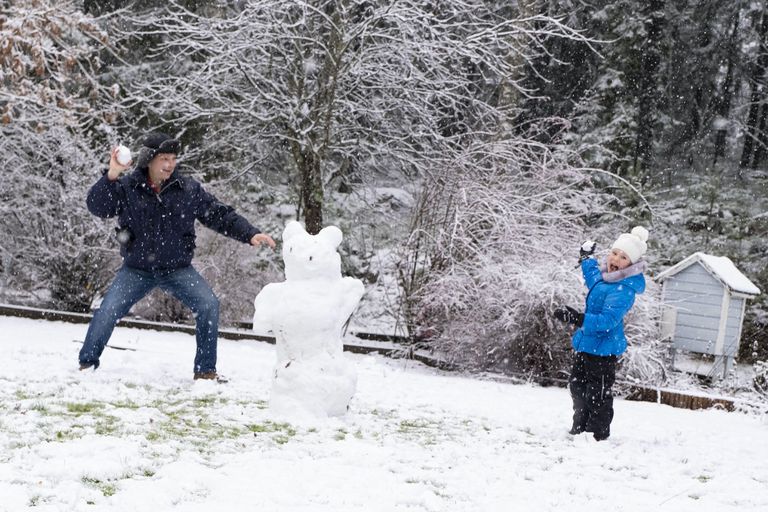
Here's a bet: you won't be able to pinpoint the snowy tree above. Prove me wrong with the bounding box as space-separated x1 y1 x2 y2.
382 1 666 380
112 0 588 234
101 0 666 377
398 135 663 381
0 0 121 310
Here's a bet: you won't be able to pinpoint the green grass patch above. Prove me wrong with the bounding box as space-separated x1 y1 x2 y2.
398 419 438 432
149 398 185 410
66 402 104 414
192 396 220 408
30 402 50 415
144 410 246 444
247 421 297 444
273 433 292 445
81 476 117 497
247 421 294 434
370 408 398 419
54 429 82 442
397 418 443 445
111 400 139 410
94 415 120 436
101 483 117 497
236 399 268 410
15 389 33 400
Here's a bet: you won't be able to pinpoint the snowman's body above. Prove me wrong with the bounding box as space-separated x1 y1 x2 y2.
253 221 364 418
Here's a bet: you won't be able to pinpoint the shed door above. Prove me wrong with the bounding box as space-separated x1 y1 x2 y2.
660 306 677 341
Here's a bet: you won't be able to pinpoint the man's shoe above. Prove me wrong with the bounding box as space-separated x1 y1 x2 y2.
593 432 610 442
568 426 586 435
193 371 228 383
79 362 98 371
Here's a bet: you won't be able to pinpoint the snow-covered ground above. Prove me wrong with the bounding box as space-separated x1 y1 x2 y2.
1 315 767 512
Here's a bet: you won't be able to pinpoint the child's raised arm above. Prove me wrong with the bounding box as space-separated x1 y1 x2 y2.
581 256 603 289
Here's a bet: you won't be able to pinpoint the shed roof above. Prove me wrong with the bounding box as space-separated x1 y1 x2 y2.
655 252 761 296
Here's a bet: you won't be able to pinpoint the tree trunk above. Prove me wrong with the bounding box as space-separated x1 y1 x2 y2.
295 144 324 235
289 3 344 234
740 8 768 169
741 94 762 169
713 12 740 163
753 96 768 166
632 0 665 183
496 0 539 137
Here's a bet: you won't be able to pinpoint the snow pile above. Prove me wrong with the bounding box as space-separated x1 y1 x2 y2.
698 253 761 296
1 315 768 511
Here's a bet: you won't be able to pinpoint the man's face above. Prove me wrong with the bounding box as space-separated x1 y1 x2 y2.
147 153 177 184
607 248 632 272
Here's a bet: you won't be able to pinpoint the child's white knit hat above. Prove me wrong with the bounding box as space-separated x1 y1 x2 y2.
611 226 649 263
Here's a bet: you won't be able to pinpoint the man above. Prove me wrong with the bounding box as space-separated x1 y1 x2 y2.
79 131 275 381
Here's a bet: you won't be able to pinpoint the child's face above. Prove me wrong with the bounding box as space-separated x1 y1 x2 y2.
607 249 632 272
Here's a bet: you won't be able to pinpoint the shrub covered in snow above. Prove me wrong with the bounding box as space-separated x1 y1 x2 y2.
399 139 664 382
754 361 768 397
0 1 121 311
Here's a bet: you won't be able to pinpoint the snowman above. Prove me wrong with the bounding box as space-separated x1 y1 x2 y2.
253 221 365 418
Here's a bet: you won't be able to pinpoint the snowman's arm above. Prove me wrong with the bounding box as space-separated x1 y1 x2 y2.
253 283 280 333
338 277 365 323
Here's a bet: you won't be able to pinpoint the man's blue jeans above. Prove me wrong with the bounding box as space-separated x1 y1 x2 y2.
79 265 220 374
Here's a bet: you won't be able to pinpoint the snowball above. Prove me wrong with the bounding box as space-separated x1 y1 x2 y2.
116 144 132 166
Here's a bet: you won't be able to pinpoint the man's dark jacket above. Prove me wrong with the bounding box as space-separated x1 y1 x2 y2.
87 168 260 271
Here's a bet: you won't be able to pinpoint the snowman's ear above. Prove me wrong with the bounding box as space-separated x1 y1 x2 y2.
283 220 306 242
317 225 342 248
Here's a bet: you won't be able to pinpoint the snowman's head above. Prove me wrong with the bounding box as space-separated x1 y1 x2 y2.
281 221 343 281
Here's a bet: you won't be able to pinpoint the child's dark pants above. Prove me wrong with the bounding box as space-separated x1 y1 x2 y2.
569 351 617 440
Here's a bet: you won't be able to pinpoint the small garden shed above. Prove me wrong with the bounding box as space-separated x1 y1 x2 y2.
655 252 761 379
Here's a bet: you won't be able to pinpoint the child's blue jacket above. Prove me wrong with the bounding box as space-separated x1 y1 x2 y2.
571 258 645 356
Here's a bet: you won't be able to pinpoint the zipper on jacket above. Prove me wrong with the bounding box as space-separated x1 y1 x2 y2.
156 177 181 205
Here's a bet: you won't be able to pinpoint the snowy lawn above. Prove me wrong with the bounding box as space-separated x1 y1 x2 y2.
1 316 767 512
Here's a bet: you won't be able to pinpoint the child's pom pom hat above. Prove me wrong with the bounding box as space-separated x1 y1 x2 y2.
611 226 649 263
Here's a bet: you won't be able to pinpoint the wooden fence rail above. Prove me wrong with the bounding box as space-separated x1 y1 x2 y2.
0 303 449 368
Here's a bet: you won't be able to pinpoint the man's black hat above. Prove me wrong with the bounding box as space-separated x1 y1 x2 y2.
135 132 181 169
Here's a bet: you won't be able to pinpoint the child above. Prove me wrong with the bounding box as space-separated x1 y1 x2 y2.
554 226 649 441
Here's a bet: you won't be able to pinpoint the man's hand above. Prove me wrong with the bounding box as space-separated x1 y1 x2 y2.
250 233 276 249
107 147 132 181
553 305 584 328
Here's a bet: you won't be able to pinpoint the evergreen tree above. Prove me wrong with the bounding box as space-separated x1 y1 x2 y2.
740 4 768 169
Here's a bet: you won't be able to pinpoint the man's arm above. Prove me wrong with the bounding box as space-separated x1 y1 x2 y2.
194 182 265 244
86 147 131 218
